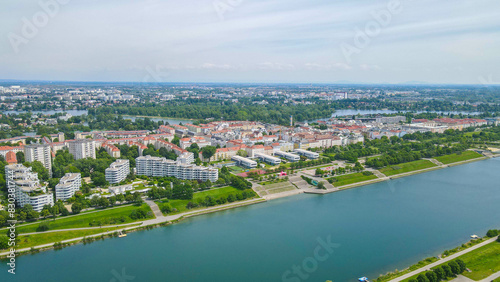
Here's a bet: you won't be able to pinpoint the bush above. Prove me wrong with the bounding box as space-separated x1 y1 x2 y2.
486 229 499 237
362 171 373 176
37 221 50 232
159 203 173 214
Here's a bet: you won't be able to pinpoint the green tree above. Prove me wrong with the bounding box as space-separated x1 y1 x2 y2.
71 202 83 214
425 271 437 282
98 197 110 208
442 265 453 277
448 261 460 275
416 274 429 282
201 146 217 160
433 267 445 281
91 172 108 187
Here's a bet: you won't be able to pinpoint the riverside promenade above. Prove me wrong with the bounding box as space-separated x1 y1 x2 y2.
0 197 265 257
387 236 499 282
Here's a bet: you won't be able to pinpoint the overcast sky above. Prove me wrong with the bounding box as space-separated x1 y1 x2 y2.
1 0 499 84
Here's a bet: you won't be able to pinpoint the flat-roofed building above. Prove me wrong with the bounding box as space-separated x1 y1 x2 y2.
294 149 319 159
24 143 52 173
136 155 218 182
231 155 257 168
69 139 96 160
108 184 133 195
55 173 82 201
5 164 53 212
254 153 281 165
274 151 301 162
105 159 130 184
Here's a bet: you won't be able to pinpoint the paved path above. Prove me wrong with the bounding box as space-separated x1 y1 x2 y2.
452 270 500 282
388 237 498 282
20 222 141 235
145 199 165 219
428 158 445 166
0 203 135 232
0 198 265 257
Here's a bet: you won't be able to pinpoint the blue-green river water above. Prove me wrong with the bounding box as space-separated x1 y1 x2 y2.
2 158 500 282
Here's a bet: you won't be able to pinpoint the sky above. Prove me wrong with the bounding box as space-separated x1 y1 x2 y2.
0 0 499 84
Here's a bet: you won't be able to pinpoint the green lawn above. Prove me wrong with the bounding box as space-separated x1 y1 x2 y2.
379 160 437 176
15 204 153 234
13 226 130 249
460 241 500 280
259 182 296 195
435 151 484 164
156 186 258 215
398 241 500 282
228 166 244 172
328 172 378 187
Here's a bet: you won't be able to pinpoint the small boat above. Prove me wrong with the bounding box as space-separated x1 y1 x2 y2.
358 277 369 282
118 231 127 238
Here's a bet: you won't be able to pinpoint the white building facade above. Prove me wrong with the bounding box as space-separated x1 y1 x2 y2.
24 143 52 173
136 155 218 182
69 140 96 160
5 164 53 212
105 159 130 184
55 173 82 201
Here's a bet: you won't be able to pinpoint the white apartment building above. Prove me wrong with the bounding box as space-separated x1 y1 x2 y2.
136 155 218 182
274 151 301 162
105 159 130 184
24 143 52 173
55 173 82 201
231 155 258 168
5 164 53 212
69 140 96 160
294 149 320 159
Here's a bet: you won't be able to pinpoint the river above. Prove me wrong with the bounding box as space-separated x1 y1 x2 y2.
1 158 499 282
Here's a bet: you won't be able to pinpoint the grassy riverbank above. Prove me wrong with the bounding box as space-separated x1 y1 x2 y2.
379 160 437 176
15 226 138 249
327 172 378 187
156 186 259 215
376 236 494 282
435 151 485 164
14 204 153 234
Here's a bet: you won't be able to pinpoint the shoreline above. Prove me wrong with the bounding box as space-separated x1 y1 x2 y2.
0 198 266 259
302 155 492 196
1 155 496 259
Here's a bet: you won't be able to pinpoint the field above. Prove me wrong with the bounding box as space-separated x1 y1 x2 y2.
435 151 484 164
255 182 296 196
328 172 378 187
459 241 500 280
14 226 131 249
156 186 258 215
14 204 153 234
398 241 500 282
379 160 437 176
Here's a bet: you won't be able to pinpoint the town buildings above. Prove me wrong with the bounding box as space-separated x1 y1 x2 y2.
5 164 53 212
136 155 218 182
68 139 96 160
24 143 52 173
105 159 130 184
55 173 82 201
